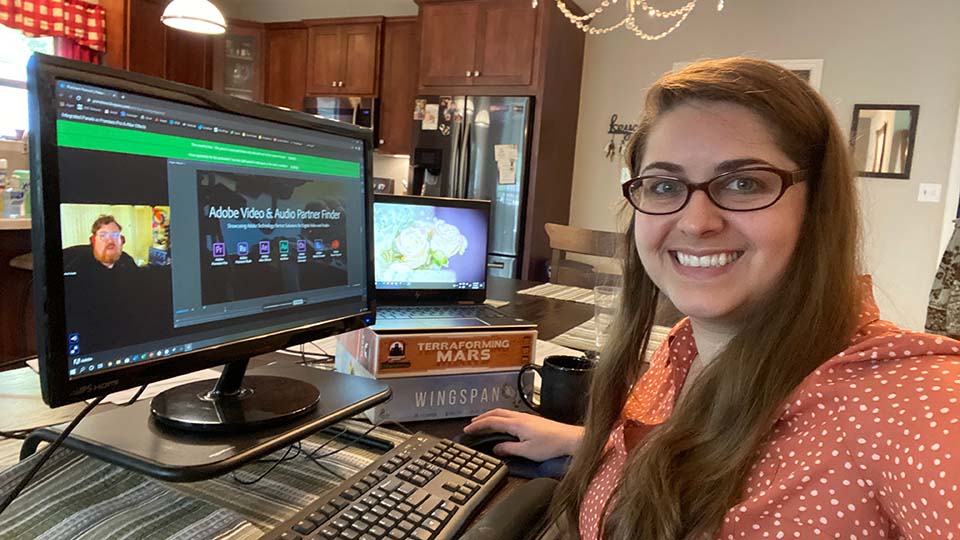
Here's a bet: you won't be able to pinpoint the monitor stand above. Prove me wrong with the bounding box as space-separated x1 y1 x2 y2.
150 357 320 433
21 354 391 482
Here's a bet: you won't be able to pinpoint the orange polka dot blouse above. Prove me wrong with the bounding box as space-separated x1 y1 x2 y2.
580 284 960 539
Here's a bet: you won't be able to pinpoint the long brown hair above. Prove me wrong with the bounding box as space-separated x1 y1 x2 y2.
550 57 862 539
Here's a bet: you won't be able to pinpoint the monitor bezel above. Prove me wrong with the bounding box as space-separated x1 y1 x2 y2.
28 53 377 407
373 193 491 304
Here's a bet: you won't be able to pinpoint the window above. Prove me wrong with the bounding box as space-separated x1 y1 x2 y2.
0 25 54 140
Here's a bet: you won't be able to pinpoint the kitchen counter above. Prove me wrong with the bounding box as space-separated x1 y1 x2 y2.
0 217 30 230
0 226 34 368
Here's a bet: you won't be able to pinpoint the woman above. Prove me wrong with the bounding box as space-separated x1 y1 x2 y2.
464 57 960 539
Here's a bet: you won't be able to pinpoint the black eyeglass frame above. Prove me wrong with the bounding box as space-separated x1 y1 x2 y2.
621 166 807 215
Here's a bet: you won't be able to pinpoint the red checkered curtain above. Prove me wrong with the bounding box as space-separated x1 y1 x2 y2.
0 0 106 58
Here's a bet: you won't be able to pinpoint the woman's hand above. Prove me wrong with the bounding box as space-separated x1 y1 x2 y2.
463 408 584 461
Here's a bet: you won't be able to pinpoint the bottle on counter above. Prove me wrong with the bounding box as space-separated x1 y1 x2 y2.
12 170 30 217
0 158 6 213
1 164 26 218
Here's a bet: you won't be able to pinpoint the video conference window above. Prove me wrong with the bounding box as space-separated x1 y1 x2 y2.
62 204 171 274
373 202 487 289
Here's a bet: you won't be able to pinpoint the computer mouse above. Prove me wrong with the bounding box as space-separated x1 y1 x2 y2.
456 431 521 457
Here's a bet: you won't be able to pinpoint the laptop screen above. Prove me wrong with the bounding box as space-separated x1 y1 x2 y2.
373 195 490 291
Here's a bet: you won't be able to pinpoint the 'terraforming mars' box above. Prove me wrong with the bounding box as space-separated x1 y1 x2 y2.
334 326 536 378
335 340 528 423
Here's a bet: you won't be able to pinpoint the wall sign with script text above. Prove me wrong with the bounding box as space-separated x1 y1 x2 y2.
604 114 639 161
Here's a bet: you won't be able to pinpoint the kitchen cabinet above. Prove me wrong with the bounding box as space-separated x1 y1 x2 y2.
165 29 213 88
418 0 538 89
305 18 383 96
0 229 34 370
264 24 308 110
473 0 538 86
100 0 213 88
122 0 166 78
377 17 419 155
212 20 265 102
417 2 480 87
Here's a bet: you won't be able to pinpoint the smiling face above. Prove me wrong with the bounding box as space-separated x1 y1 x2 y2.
634 101 808 328
91 221 124 267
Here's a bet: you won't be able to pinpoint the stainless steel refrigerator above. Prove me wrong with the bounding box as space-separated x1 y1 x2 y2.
410 96 533 279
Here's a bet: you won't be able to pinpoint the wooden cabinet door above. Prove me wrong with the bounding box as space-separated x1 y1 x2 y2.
418 2 480 87
212 22 265 102
127 0 167 78
474 0 538 86
340 23 381 95
306 25 343 93
265 28 308 110
165 30 212 89
378 18 418 154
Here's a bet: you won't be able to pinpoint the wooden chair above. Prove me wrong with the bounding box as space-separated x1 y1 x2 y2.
543 223 685 328
544 223 622 289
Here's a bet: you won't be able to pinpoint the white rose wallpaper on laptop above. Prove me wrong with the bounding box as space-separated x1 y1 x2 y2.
373 202 487 288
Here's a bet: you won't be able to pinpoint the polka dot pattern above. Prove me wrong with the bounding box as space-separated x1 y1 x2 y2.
580 283 960 539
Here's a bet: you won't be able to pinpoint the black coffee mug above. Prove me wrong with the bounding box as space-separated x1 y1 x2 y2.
517 355 595 425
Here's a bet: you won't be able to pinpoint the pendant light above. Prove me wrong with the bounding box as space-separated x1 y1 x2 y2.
161 0 227 35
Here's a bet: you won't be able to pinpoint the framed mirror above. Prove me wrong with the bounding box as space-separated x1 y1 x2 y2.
850 104 919 179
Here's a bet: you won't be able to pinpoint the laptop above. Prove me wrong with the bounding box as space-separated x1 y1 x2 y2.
371 194 534 331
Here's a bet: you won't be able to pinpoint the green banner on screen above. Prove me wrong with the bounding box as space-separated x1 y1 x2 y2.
56 119 360 178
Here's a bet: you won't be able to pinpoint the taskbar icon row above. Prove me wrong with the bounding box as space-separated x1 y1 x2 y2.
69 342 195 377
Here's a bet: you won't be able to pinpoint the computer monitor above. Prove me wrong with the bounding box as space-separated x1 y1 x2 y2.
27 54 377 432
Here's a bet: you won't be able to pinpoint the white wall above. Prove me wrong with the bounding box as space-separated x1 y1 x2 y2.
372 154 411 194
568 0 960 330
215 0 417 21
0 140 28 173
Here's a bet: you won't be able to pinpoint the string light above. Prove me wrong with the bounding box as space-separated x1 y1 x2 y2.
553 0 725 39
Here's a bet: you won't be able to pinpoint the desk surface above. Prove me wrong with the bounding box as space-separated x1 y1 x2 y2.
0 217 30 230
0 366 84 469
0 277 594 465
0 277 595 537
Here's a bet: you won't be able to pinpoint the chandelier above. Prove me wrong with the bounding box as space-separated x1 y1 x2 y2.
549 0 725 40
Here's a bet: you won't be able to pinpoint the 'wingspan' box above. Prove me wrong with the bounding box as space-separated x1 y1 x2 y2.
334 331 532 422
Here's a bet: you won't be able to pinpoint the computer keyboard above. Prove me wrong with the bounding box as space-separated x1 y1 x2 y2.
377 305 508 320
263 432 508 540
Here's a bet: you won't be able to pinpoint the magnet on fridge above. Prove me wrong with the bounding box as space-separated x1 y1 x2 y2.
422 104 439 130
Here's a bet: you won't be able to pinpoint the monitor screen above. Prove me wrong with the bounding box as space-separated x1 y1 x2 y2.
29 55 376 411
373 195 489 291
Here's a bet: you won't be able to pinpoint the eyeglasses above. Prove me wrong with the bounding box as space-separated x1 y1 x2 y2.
95 231 122 240
621 166 806 215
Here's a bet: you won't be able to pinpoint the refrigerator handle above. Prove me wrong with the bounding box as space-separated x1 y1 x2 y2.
460 113 471 199
448 99 465 199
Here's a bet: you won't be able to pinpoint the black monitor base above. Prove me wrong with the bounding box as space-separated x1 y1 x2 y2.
21 356 391 482
150 359 320 433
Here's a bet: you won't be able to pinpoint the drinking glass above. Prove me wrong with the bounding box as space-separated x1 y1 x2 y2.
593 285 621 351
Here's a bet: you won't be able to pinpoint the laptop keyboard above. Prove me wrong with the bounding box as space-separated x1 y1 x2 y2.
377 305 509 320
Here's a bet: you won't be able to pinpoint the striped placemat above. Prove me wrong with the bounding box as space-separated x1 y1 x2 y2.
548 317 600 351
516 283 595 304
550 322 672 360
0 422 407 540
